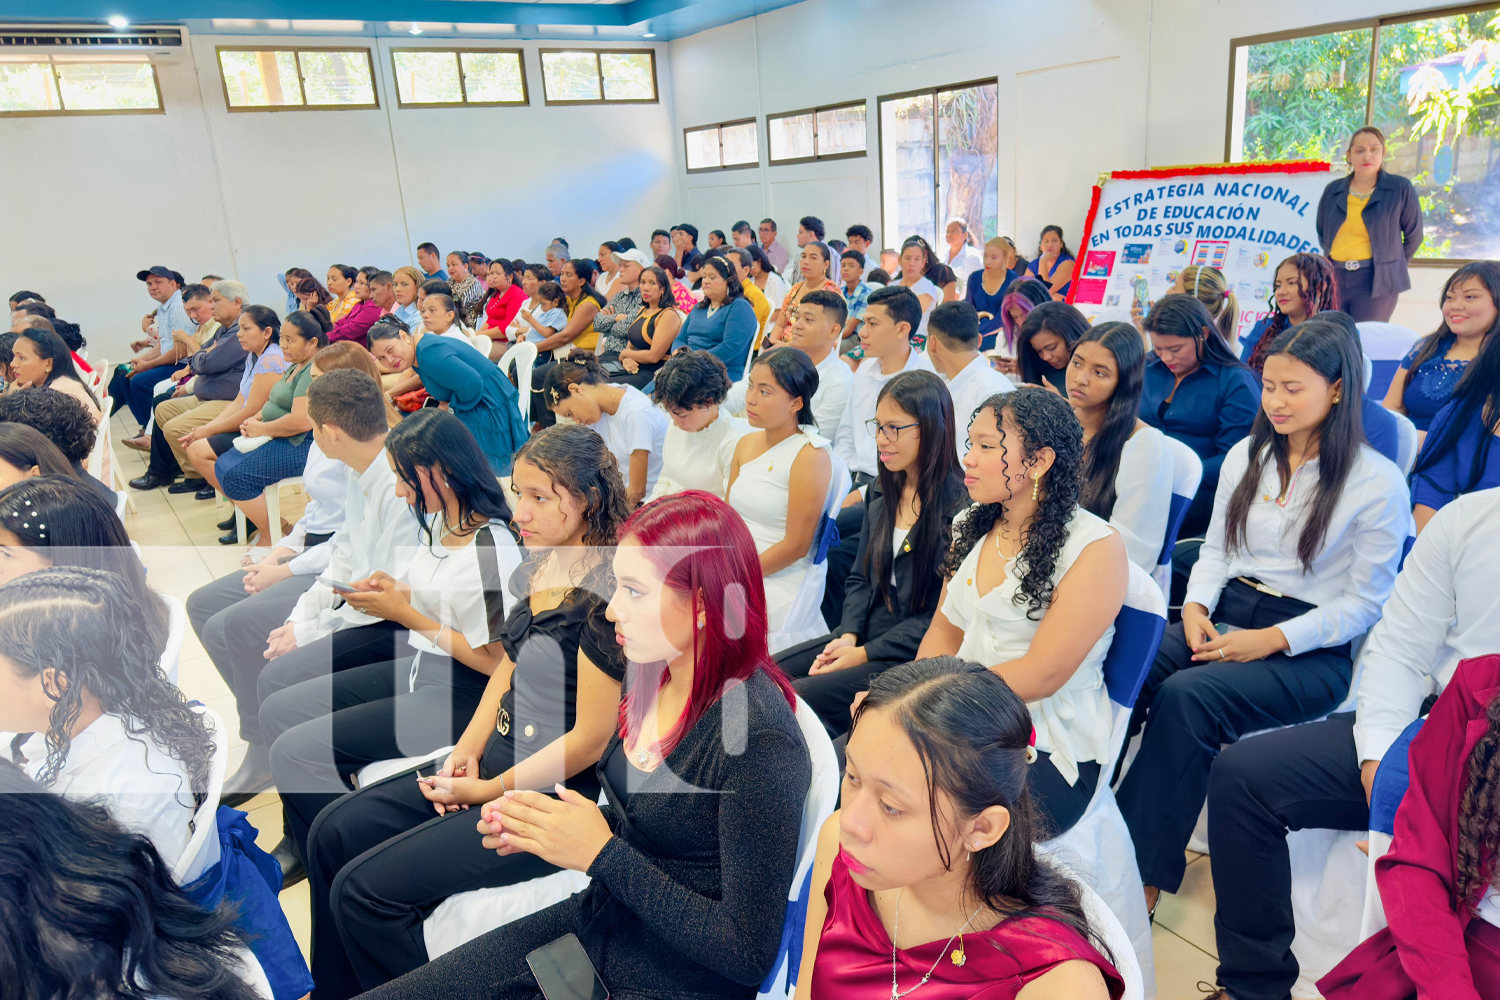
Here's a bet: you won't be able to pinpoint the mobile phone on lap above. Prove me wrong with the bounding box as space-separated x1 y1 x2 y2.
527 934 608 1000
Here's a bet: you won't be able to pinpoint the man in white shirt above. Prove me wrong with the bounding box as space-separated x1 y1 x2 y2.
832 285 936 486
725 289 853 443
845 224 878 279
209 370 413 808
1203 488 1499 1000
925 300 1015 458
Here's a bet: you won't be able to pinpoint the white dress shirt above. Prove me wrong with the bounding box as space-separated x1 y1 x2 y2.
404 520 524 663
1353 486 1500 764
1186 439 1413 657
595 385 669 496
647 409 750 501
1109 426 1174 573
832 347 937 478
287 448 419 647
725 346 853 442
943 353 1015 458
16 713 195 867
282 442 350 577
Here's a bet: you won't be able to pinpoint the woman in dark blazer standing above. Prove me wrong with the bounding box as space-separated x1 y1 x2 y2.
774 370 965 737
1316 125 1424 322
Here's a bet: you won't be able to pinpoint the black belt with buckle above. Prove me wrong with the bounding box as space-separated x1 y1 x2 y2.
1338 258 1372 271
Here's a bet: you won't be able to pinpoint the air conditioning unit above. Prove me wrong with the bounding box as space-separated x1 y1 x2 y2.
0 23 188 60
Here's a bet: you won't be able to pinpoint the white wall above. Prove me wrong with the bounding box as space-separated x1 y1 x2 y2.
668 0 1454 331
0 32 678 360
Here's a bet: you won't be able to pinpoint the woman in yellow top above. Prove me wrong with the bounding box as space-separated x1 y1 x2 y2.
1315 125 1424 322
527 259 606 425
326 265 358 322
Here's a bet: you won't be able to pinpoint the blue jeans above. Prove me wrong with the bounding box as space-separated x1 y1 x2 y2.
110 364 182 426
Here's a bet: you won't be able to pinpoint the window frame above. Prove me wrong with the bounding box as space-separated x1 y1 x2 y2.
215 45 379 113
876 77 999 250
767 99 868 165
1224 3 1500 265
684 117 760 173
387 47 529 109
0 53 164 118
537 47 658 106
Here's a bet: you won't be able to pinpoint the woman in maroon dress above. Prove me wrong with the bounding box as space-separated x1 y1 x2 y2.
1319 653 1500 1000
795 657 1123 999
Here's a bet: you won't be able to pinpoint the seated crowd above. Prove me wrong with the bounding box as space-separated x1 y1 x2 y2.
3 208 1499 1000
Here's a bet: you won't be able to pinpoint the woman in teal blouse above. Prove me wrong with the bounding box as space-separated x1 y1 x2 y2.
368 314 528 476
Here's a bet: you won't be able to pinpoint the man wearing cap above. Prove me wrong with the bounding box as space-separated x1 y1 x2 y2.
593 247 649 357
108 265 195 427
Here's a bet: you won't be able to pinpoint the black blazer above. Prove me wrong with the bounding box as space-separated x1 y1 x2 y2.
836 475 967 663
1316 169 1424 298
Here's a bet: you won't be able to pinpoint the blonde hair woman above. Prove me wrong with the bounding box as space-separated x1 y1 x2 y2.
1131 264 1239 350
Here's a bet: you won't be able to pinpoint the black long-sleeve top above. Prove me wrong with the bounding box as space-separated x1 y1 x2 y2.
836 475 967 663
579 669 811 998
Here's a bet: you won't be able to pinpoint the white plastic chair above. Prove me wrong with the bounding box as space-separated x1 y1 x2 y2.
499 341 538 423
755 696 841 1000
1392 411 1419 476
172 704 229 885
1080 880 1146 1000
1151 437 1203 601
159 593 187 686
88 405 137 514
1041 562 1165 999
231 478 303 547
1355 322 1421 400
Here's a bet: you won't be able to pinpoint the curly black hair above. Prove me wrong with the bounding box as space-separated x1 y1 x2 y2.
651 349 731 411
1457 688 1500 912
0 567 214 796
0 757 260 1000
942 387 1084 619
0 386 97 464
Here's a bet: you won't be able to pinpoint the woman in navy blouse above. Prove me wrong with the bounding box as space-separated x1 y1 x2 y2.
1381 261 1500 435
1409 318 1500 532
965 236 1023 352
1139 294 1260 537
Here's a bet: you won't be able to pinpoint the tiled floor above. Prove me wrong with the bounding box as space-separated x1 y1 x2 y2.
112 414 1222 997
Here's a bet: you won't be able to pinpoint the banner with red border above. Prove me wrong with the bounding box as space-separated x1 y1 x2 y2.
1067 160 1335 345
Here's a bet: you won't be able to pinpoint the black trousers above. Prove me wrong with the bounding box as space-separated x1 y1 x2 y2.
821 502 865 627
776 634 900 739
262 652 491 862
358 893 593 1000
1334 262 1399 323
1206 713 1366 1000
307 763 559 999
1116 580 1352 892
529 353 557 426
146 411 187 480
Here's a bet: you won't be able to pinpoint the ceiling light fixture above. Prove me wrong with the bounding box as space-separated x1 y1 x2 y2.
643 32 655 37
107 14 129 27
409 22 423 34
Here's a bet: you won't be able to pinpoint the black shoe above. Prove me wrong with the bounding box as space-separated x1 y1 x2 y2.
129 473 175 491
167 478 208 495
219 528 254 545
217 514 237 530
219 743 273 809
270 836 306 890
195 484 217 501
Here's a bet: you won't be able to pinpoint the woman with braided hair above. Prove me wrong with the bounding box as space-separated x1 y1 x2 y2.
1239 253 1339 374
1320 653 1500 999
0 565 216 869
916 387 1128 836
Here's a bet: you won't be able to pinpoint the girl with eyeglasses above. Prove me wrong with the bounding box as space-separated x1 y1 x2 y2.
776 370 966 736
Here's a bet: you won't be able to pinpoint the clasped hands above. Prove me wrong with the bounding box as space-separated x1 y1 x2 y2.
1181 604 1289 663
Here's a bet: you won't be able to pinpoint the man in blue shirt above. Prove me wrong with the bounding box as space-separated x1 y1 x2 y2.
416 242 448 280
109 265 193 426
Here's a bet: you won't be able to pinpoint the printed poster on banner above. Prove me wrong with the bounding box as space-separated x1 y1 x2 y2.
1067 161 1335 347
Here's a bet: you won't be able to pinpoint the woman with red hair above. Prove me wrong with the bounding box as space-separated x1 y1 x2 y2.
362 490 814 1000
